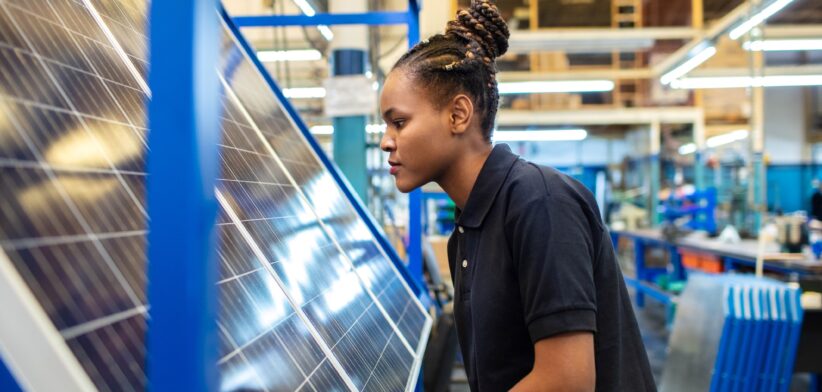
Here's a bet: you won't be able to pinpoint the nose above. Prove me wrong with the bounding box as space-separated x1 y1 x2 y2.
380 130 396 153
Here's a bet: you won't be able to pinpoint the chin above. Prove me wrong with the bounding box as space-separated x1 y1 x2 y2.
394 176 425 193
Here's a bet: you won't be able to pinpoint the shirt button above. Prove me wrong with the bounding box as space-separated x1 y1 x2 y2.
462 259 468 268
458 226 464 234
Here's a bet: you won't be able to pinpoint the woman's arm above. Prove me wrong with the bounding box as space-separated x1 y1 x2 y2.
509 331 596 392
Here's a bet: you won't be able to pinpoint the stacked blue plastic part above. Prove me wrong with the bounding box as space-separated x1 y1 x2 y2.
709 278 804 392
661 274 803 392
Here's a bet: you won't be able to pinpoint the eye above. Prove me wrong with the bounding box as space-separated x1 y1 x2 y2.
392 119 406 129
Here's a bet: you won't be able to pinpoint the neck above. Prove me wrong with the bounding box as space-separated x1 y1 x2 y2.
437 143 493 210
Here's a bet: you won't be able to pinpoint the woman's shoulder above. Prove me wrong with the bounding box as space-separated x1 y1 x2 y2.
502 159 604 229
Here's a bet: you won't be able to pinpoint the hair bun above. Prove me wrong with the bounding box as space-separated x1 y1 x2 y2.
447 0 510 59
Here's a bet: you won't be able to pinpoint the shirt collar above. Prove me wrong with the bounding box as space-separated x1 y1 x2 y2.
455 143 519 228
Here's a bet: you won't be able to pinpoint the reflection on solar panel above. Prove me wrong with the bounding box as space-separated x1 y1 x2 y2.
0 1 431 391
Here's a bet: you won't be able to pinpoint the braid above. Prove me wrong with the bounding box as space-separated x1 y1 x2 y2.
393 0 510 140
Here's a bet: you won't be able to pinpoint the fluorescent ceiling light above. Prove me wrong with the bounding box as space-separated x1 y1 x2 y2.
678 143 697 155
257 49 322 62
310 124 386 135
743 39 822 52
492 129 588 142
706 129 749 148
729 0 796 40
678 130 749 153
498 81 614 94
283 87 326 99
670 74 822 89
661 46 717 85
293 0 316 16
311 125 334 135
317 26 335 41
291 0 334 41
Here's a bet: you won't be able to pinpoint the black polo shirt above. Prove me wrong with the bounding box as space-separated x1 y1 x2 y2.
447 144 655 391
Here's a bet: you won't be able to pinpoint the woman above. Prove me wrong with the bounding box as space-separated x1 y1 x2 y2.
379 1 655 390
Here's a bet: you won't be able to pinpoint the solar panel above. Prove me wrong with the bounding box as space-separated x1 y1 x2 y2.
0 1 431 391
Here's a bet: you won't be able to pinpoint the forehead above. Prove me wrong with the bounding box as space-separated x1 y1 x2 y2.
380 69 434 114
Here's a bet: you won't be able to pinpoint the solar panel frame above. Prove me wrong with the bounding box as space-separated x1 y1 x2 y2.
0 0 431 390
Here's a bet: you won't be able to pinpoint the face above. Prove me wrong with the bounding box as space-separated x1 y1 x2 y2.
379 70 457 193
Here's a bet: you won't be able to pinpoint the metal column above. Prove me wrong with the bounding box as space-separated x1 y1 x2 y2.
694 110 707 191
147 0 222 390
331 0 370 203
751 47 766 233
650 121 662 226
406 0 423 286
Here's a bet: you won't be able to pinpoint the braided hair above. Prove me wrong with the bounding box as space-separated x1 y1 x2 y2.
392 0 510 141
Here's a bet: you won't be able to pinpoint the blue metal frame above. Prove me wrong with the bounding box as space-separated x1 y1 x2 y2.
225 2 430 302
723 256 813 276
147 0 222 390
661 187 718 234
233 11 413 27
0 357 22 392
220 6 433 306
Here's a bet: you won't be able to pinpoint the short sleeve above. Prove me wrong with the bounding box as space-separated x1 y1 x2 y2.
508 193 597 343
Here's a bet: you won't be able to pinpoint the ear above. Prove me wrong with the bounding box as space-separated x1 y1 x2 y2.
449 94 474 135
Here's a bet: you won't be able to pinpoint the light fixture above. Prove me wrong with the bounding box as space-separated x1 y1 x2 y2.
678 130 749 154
498 80 614 94
729 0 796 40
660 46 717 85
670 75 822 89
743 39 822 52
678 143 697 155
492 129 588 142
291 0 334 41
283 87 326 99
317 26 335 41
309 124 386 135
706 129 749 148
293 0 316 15
257 49 322 62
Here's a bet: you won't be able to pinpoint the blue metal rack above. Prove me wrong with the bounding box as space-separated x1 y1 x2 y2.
661 187 718 234
230 1 427 302
143 2 429 390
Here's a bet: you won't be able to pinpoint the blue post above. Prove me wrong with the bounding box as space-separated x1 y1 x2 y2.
650 154 661 226
405 5 426 391
694 150 706 192
0 357 21 392
147 0 222 390
753 151 765 234
669 245 686 281
406 0 423 285
634 239 646 308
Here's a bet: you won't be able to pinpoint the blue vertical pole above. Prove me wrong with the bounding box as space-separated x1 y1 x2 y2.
753 151 765 234
650 154 661 226
407 4 425 392
406 0 423 285
147 0 222 390
0 357 22 392
694 150 705 191
635 239 646 308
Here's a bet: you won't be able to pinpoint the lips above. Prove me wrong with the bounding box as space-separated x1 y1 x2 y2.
388 161 400 175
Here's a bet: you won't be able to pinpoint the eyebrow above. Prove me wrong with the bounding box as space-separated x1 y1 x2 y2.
381 108 395 120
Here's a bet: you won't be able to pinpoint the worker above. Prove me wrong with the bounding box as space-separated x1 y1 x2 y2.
811 179 822 222
378 0 655 390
